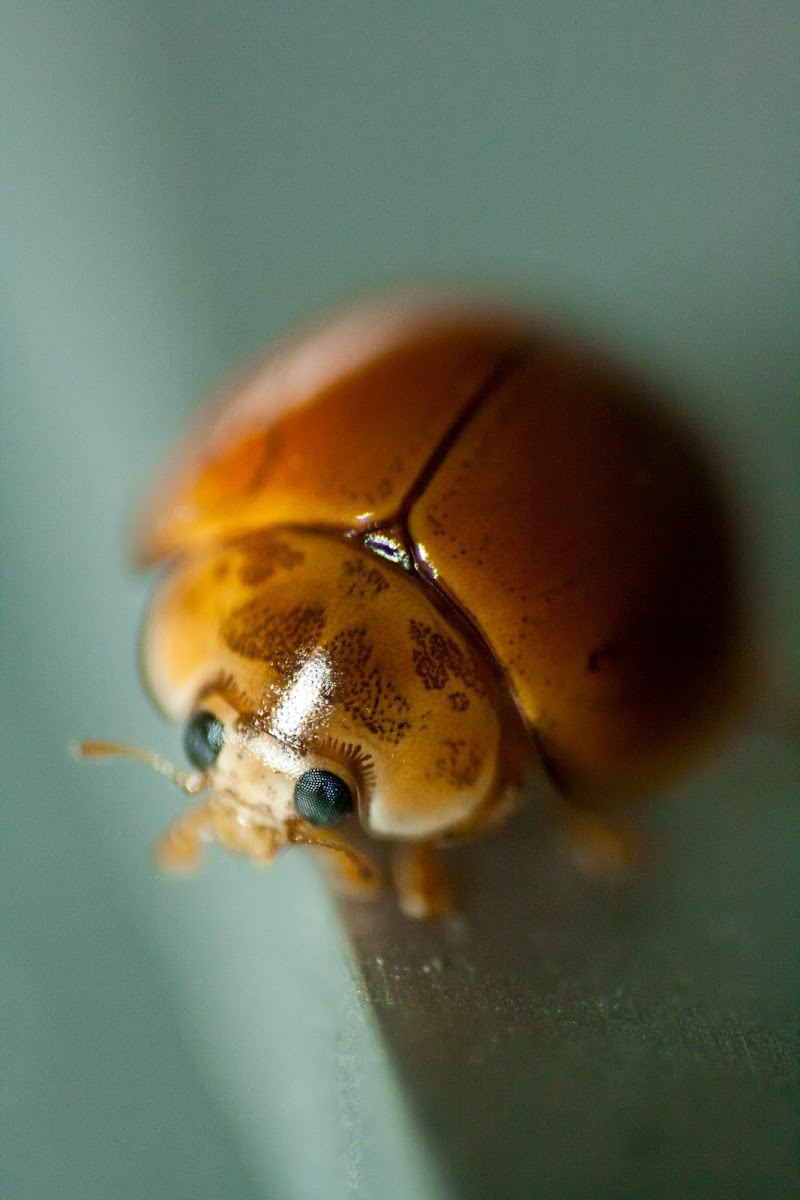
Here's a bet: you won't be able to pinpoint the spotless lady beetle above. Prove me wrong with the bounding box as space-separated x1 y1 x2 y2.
80 296 746 918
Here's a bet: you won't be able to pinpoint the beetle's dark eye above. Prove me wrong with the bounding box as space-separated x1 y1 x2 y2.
294 769 353 826
183 710 225 770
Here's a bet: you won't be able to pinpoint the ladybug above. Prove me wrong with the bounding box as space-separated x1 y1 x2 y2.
80 296 745 918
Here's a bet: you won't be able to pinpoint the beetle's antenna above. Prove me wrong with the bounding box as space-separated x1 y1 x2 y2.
291 831 381 885
73 740 207 795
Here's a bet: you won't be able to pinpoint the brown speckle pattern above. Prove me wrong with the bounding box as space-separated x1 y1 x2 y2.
341 557 390 600
432 738 483 789
327 625 411 744
230 532 305 586
223 601 325 671
408 618 487 703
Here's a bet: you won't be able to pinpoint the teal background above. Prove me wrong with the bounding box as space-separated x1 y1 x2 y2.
1 4 797 1198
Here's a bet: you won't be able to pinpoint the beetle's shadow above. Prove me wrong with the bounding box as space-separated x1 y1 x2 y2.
338 794 670 1004
336 750 799 1200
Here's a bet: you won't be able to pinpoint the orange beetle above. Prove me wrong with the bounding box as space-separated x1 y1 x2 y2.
82 296 745 917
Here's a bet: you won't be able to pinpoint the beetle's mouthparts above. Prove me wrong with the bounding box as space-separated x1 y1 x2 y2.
73 739 208 795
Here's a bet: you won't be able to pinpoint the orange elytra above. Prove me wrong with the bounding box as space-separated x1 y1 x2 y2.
80 294 746 918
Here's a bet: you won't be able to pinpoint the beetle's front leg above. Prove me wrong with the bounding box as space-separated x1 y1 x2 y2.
297 826 384 901
390 841 458 919
153 802 214 871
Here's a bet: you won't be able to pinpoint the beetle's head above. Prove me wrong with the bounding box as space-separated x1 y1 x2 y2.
76 659 383 886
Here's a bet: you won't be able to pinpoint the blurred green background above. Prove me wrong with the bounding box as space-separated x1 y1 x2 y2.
1 4 797 1198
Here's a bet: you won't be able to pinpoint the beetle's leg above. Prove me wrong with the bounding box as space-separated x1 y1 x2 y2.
390 841 457 920
556 801 648 877
156 803 279 867
299 827 384 900
153 802 214 871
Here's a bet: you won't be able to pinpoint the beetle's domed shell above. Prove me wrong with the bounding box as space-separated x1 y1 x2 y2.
138 298 744 803
136 297 524 565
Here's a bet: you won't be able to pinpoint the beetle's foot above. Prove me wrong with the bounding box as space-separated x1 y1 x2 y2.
391 842 458 919
558 804 648 878
153 803 212 871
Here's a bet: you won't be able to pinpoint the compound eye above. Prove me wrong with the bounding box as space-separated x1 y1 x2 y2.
183 710 225 770
294 769 354 826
